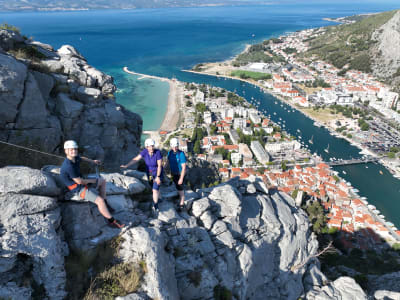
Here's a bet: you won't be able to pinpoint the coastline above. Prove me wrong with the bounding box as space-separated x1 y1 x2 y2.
123 67 181 143
182 68 400 178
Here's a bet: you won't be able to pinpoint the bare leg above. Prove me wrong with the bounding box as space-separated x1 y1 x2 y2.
178 190 185 206
98 177 107 199
95 196 112 219
153 189 159 205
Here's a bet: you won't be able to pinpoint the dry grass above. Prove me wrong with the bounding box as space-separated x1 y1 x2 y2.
84 262 144 300
301 107 340 123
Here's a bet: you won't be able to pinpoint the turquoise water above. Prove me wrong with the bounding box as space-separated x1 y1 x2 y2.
1 2 400 226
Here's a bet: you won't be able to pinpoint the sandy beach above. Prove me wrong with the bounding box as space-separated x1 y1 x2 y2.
123 67 181 133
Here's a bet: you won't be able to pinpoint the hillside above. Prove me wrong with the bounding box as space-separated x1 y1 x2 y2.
302 10 400 83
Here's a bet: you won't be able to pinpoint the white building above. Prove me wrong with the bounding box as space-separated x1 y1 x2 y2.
233 118 247 130
204 111 212 124
251 141 270 164
249 112 261 124
231 152 242 165
195 91 205 103
242 127 253 135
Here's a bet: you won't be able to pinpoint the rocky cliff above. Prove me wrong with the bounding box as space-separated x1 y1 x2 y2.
0 29 142 170
0 166 380 300
371 10 400 82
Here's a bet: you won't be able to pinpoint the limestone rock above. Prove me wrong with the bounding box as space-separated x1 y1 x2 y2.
75 86 102 103
191 197 211 217
306 277 367 300
56 92 83 119
371 11 400 78
374 290 400 300
209 184 242 218
119 227 179 300
0 191 66 299
0 166 59 196
0 53 27 127
368 271 400 297
32 70 55 101
57 44 85 60
0 29 24 51
15 72 49 129
101 173 146 195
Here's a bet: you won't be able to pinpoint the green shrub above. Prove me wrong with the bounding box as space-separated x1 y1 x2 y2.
214 285 232 300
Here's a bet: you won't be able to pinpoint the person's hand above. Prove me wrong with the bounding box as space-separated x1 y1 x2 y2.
120 164 127 169
155 177 161 185
178 178 183 185
93 159 101 165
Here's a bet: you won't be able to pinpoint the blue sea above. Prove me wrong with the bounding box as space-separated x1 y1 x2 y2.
1 1 400 226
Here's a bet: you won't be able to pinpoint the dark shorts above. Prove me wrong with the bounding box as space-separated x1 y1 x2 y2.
149 173 163 191
172 174 185 191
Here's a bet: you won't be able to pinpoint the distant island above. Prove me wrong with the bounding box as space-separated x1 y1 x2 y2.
0 0 273 11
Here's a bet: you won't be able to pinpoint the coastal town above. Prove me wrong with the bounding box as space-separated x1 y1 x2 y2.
142 77 400 252
125 23 400 253
189 26 400 180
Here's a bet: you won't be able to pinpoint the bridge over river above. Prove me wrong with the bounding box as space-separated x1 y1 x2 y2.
326 157 380 166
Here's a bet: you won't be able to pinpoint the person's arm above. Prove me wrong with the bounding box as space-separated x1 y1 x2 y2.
81 156 101 165
155 158 162 185
72 176 96 185
121 154 142 168
178 163 186 185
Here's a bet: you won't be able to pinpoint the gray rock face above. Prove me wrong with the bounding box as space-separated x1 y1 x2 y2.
0 35 142 169
0 166 60 196
119 227 180 300
0 167 67 300
0 53 27 127
371 11 400 79
368 271 400 298
306 277 367 300
0 29 24 51
15 72 49 129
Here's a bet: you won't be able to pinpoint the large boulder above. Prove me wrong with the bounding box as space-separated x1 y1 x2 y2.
0 166 67 299
0 166 60 196
119 227 180 300
306 277 367 300
0 53 28 127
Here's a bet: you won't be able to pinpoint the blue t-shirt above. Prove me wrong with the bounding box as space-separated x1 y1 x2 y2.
168 150 187 175
140 148 163 176
60 156 82 192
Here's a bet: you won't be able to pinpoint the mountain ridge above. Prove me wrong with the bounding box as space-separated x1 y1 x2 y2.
0 0 271 11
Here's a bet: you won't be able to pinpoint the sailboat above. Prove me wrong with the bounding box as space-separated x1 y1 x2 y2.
324 144 329 153
308 135 313 144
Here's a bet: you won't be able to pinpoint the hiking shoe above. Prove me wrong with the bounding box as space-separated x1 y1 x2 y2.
177 204 185 212
152 205 159 218
108 219 125 229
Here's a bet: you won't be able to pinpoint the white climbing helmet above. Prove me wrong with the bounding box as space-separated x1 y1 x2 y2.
64 140 78 149
170 138 179 148
144 138 155 147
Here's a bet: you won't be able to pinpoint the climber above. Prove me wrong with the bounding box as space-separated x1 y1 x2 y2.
60 140 125 228
120 138 163 215
166 138 187 211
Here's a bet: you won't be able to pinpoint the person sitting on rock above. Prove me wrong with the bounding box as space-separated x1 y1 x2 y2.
60 140 125 228
166 138 187 211
121 138 163 215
